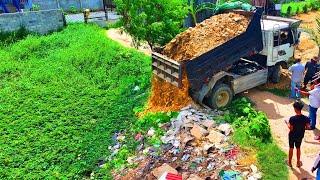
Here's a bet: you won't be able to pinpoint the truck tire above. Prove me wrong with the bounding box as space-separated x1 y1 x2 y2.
208 84 233 109
270 64 281 83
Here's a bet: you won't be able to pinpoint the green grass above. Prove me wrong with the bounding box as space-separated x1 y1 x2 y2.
224 98 288 179
0 24 151 179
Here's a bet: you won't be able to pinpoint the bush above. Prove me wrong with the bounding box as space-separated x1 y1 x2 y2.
226 98 288 179
114 0 188 49
224 98 271 142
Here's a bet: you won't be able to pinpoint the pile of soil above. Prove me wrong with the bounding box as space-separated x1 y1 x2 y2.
146 75 192 113
163 13 250 61
294 32 319 62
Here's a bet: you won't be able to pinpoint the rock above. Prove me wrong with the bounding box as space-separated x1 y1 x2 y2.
191 124 209 139
250 164 258 173
151 163 178 178
201 120 216 129
206 130 225 145
147 128 155 137
218 123 232 136
187 174 203 180
181 154 191 161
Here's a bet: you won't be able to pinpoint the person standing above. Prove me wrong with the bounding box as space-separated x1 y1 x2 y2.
312 153 320 180
303 57 319 90
296 78 320 130
289 58 305 99
285 101 310 167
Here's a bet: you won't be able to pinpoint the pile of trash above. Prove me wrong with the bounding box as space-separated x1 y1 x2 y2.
113 106 262 180
163 12 250 61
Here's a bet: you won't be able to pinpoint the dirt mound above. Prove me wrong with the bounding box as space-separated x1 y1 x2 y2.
294 32 319 63
262 69 291 90
163 13 250 61
145 75 192 113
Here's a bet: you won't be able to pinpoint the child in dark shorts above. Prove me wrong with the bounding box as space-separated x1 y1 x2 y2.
285 101 310 167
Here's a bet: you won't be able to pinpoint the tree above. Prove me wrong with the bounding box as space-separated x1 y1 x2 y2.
114 0 188 49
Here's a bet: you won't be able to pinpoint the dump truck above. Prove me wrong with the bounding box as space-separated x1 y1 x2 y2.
152 8 301 108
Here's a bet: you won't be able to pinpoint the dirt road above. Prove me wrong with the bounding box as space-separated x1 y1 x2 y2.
246 89 320 180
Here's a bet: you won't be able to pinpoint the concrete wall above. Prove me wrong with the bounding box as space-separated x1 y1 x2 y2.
32 0 104 11
0 9 65 34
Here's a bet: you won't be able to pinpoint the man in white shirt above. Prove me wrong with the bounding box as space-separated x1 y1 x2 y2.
289 58 305 99
297 78 320 130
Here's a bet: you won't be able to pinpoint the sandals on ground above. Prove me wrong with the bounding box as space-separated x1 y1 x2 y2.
297 161 303 168
285 160 293 168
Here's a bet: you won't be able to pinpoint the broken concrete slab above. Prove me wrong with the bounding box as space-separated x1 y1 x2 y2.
206 130 225 145
191 124 209 139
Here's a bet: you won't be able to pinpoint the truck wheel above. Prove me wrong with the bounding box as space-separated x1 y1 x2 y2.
271 64 281 83
209 84 233 109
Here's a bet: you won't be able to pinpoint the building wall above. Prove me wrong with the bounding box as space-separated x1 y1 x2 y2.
32 0 104 11
0 9 65 34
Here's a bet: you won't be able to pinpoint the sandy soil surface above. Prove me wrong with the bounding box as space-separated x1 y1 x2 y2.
106 28 151 55
246 89 320 180
295 11 320 34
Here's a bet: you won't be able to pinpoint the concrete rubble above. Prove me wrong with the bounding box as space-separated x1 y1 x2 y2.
113 105 262 180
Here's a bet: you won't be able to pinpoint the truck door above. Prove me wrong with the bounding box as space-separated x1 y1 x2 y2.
267 28 294 66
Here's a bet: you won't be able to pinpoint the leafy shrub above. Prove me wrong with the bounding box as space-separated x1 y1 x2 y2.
69 5 78 14
226 98 287 179
114 0 188 49
303 4 308 13
31 4 40 11
224 98 271 143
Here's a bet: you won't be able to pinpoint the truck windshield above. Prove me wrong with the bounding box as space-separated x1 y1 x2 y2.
273 29 294 47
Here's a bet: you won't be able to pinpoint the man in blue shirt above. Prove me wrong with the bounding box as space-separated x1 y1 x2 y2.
289 58 305 99
303 56 319 90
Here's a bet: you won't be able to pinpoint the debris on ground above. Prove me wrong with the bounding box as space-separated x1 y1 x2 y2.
163 13 250 61
113 105 262 180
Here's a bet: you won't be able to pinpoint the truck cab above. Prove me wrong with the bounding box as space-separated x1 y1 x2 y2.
258 16 301 82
